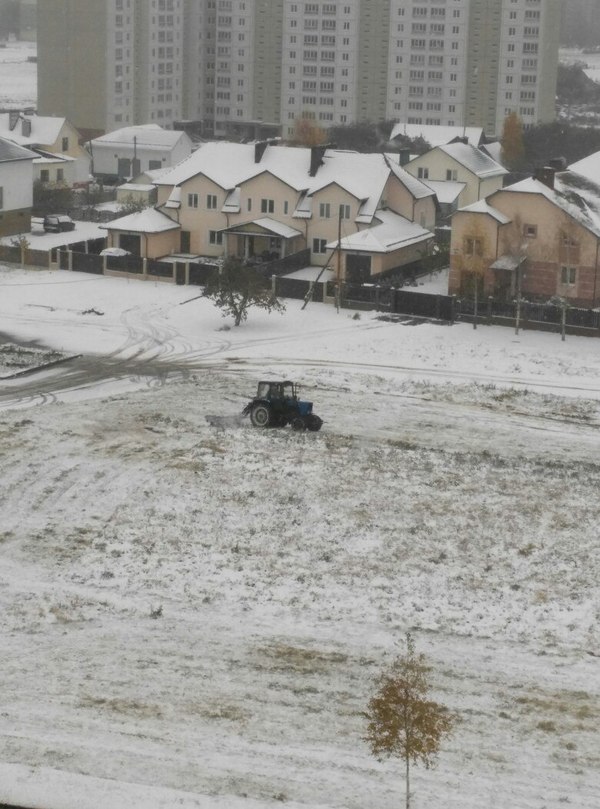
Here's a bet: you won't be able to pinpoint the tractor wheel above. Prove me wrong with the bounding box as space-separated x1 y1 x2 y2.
307 415 323 432
250 403 272 428
291 416 307 431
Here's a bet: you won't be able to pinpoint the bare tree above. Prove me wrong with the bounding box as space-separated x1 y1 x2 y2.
365 634 458 809
452 218 489 329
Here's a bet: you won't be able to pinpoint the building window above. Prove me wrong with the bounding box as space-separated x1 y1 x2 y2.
261 198 274 214
339 204 351 219
56 169 64 183
524 224 537 238
465 238 483 256
319 202 331 218
40 169 50 183
247 198 252 211
61 136 69 151
446 169 457 181
417 167 429 179
560 265 576 285
188 193 199 208
207 194 218 209
312 238 327 254
209 230 223 245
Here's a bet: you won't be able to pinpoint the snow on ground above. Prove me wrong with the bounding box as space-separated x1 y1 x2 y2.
0 265 599 809
0 40 37 108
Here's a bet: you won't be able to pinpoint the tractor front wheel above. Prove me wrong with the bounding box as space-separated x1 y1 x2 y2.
291 416 306 431
307 415 323 432
251 403 272 428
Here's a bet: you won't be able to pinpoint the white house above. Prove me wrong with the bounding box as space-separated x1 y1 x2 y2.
0 137 37 236
87 125 193 182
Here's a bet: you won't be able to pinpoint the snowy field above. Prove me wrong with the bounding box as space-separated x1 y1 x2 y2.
0 265 599 809
0 40 37 108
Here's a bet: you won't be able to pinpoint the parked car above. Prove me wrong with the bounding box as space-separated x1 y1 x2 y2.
43 215 76 233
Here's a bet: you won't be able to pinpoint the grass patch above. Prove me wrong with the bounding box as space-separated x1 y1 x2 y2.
254 643 349 674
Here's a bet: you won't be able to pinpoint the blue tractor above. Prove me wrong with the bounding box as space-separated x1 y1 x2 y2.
242 380 323 431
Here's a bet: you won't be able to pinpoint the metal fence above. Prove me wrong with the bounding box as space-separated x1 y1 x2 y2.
72 251 103 274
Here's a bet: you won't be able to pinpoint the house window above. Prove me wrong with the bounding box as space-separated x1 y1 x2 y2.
560 265 576 285
207 194 218 209
524 224 537 238
284 200 289 215
188 193 199 208
261 198 274 213
61 136 69 151
56 169 64 183
319 202 331 218
464 238 483 256
312 238 327 254
40 169 50 183
209 230 223 245
417 167 429 179
339 204 351 220
247 198 252 211
446 169 457 181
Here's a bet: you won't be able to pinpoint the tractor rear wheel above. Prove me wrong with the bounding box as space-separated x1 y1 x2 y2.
250 403 272 427
291 416 306 431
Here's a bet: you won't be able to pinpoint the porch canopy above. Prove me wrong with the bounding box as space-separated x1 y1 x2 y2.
220 217 303 240
490 254 526 272
220 217 304 261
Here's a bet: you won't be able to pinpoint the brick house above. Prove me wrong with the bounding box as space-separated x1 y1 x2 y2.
449 161 600 308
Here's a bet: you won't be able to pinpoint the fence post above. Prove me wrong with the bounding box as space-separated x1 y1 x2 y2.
102 254 107 276
450 295 456 326
487 296 493 325
271 274 277 297
68 250 73 271
143 258 148 279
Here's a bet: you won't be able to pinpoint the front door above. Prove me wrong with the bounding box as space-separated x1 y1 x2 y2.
180 230 191 253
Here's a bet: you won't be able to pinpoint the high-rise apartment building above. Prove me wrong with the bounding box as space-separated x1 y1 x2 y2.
37 0 559 140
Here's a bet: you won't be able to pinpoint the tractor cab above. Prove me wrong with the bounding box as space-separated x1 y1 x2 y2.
257 380 296 402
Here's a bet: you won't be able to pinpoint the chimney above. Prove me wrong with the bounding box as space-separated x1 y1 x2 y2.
8 110 19 130
534 166 556 190
309 144 329 177
21 118 32 138
254 140 269 163
548 156 567 172
398 148 411 166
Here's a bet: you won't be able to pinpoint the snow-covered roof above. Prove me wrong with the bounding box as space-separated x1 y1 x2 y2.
499 173 600 239
437 142 507 179
118 183 156 192
390 123 485 148
480 141 504 167
327 209 432 254
223 217 302 239
423 180 466 205
569 150 600 186
90 125 188 151
384 155 437 200
155 142 424 225
455 199 511 224
0 113 67 147
0 136 37 163
100 208 180 234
